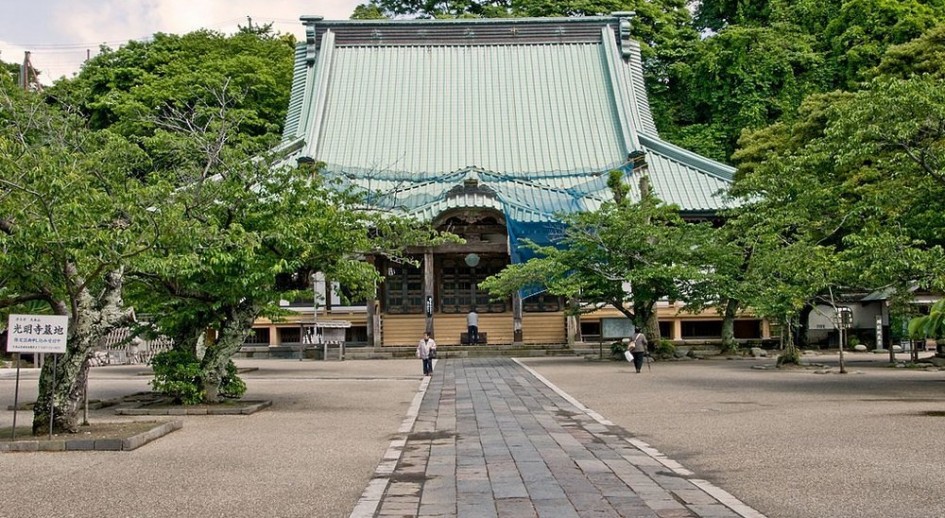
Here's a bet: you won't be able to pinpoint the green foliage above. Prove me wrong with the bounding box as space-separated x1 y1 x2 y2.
610 340 628 360
824 0 941 88
910 299 945 339
481 173 713 341
694 0 774 30
654 339 675 359
45 28 295 161
219 360 247 399
728 71 945 333
776 347 802 366
150 350 204 405
1 59 18 86
666 25 827 161
352 4 389 19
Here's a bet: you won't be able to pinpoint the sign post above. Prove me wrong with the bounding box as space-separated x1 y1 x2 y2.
836 307 853 375
7 314 69 440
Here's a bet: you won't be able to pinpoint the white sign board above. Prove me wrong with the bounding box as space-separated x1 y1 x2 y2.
875 315 883 349
7 314 69 353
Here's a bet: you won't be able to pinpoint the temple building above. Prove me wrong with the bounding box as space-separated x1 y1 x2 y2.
247 14 770 349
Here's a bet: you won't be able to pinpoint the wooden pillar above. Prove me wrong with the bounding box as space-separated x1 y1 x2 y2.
673 319 682 341
761 318 771 340
424 248 435 337
512 291 523 344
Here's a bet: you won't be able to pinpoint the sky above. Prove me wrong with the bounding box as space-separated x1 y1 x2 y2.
0 0 363 84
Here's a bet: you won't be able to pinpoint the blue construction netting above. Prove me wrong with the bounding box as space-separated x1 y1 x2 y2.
320 162 632 298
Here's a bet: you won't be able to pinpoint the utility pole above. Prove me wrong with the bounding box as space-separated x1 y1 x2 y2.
19 51 42 91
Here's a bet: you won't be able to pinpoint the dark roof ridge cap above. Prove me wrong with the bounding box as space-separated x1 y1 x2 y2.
302 16 621 27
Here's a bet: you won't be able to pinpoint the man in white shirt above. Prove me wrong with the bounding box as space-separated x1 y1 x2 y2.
467 310 479 344
416 332 436 376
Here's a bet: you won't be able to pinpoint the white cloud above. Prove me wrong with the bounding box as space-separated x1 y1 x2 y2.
2 0 363 83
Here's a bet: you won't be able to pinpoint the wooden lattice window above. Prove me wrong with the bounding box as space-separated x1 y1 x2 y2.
384 261 424 314
439 257 507 313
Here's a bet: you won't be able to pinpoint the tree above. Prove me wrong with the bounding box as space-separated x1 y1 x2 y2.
665 24 827 162
119 87 449 402
481 171 712 342
870 22 945 79
45 28 296 161
0 81 168 433
1 59 18 85
693 0 773 31
823 0 942 89
909 298 945 346
730 74 945 360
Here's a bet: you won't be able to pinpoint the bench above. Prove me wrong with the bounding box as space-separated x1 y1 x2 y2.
460 332 487 345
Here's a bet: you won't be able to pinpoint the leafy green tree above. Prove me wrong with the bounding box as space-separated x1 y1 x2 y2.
730 74 945 359
666 25 826 162
0 82 168 433
870 22 945 79
482 172 712 341
909 298 945 343
680 221 757 353
45 28 295 161
1 59 18 85
824 0 942 89
352 3 390 19
121 89 449 402
693 0 773 30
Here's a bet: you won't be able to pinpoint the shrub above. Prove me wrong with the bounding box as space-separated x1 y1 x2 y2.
776 347 802 366
150 350 204 405
654 339 675 359
219 360 247 399
610 340 627 361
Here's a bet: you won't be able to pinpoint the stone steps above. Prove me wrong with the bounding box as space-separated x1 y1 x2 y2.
344 344 577 360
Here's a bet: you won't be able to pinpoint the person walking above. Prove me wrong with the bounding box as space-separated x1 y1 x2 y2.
630 329 648 373
417 332 437 376
466 309 479 344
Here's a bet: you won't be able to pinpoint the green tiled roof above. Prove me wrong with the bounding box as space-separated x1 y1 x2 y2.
280 15 735 219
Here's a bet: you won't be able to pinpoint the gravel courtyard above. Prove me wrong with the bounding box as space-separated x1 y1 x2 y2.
521 353 945 518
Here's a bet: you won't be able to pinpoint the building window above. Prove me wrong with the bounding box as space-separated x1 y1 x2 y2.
440 257 507 313
681 320 723 339
580 321 601 342
279 327 301 344
734 320 762 339
384 261 424 314
244 328 270 345
659 321 672 339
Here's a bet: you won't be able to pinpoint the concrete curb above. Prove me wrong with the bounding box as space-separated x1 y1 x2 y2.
1 420 183 453
349 361 434 518
115 400 272 416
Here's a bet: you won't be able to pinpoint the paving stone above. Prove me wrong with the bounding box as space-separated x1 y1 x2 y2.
370 359 742 518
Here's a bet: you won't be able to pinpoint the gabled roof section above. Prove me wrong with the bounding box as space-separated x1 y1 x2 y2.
282 16 655 173
280 14 735 216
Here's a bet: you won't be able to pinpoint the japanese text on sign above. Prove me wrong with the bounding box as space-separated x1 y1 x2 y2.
6 314 69 353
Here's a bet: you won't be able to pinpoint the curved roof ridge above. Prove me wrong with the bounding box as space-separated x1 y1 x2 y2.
639 134 736 182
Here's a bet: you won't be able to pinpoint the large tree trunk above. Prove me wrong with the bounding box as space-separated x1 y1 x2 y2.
198 301 258 403
720 298 739 352
33 267 132 434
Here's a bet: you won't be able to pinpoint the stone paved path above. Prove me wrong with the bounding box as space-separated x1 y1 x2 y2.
354 358 761 518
